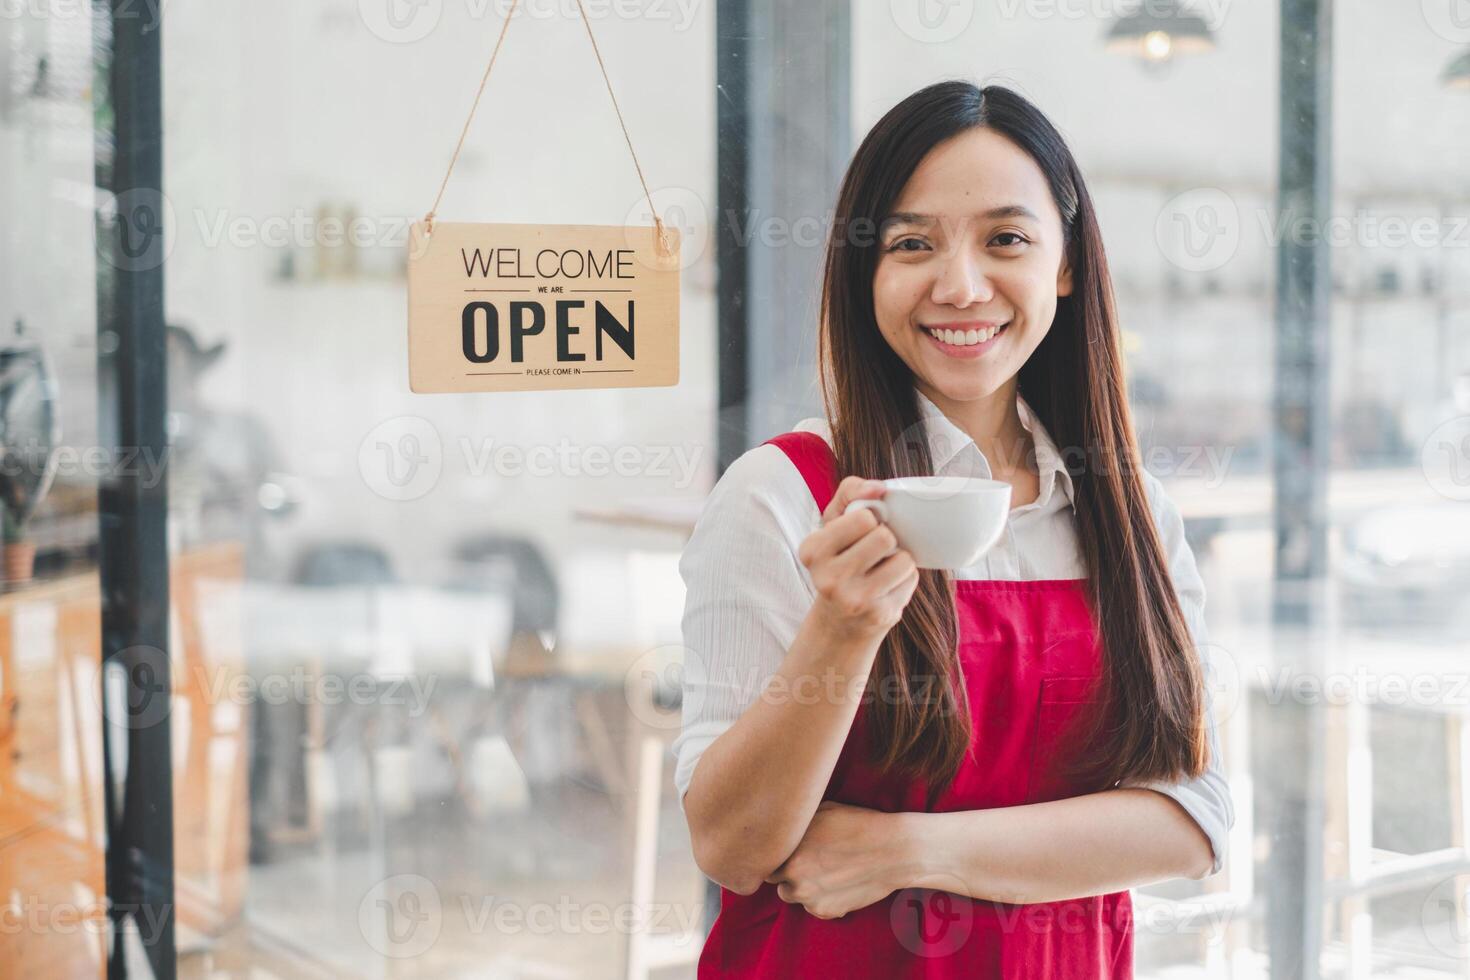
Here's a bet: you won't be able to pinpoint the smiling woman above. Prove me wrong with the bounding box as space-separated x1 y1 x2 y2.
874 135 1070 379
675 80 1232 979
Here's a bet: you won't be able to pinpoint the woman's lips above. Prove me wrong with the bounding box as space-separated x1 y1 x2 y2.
921 321 1010 359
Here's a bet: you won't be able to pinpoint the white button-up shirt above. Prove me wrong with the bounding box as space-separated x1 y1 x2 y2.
674 388 1235 875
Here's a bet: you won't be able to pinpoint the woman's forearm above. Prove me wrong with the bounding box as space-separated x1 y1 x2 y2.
893 788 1215 904
684 605 884 895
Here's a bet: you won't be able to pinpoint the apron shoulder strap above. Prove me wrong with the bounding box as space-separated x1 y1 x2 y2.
762 432 839 513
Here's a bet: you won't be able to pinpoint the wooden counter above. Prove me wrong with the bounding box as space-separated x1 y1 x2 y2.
0 540 249 976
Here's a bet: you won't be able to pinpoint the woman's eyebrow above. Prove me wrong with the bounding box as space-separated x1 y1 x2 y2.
883 211 936 229
881 205 1042 230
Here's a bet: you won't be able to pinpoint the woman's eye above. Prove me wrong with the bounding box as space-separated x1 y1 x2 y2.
886 237 927 253
992 232 1029 248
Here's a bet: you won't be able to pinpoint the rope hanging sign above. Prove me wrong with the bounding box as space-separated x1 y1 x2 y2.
406 0 680 393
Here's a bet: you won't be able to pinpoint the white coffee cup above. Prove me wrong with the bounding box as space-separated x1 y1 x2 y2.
842 477 1011 570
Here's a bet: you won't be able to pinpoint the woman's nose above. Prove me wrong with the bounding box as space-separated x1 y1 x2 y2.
929 248 995 308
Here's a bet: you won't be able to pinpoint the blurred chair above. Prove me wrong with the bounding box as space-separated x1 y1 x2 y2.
1321 696 1470 972
294 540 397 588
250 540 399 857
288 540 521 832
450 533 559 666
448 533 587 795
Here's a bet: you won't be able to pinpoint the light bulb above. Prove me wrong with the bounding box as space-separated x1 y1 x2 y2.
1143 30 1174 62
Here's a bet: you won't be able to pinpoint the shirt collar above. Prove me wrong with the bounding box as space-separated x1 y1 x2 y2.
913 387 1076 509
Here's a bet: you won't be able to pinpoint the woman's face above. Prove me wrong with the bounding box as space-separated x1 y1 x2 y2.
872 127 1073 406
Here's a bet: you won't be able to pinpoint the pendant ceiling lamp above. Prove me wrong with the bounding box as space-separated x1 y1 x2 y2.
1105 0 1216 63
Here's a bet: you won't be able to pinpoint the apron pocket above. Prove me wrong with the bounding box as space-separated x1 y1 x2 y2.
1025 675 1101 804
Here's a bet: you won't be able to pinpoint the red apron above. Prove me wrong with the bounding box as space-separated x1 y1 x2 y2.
697 431 1133 979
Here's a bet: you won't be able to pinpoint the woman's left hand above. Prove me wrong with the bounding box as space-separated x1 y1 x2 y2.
764 801 917 920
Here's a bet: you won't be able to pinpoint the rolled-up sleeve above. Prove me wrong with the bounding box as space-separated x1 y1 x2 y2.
672 445 817 815
1119 473 1237 877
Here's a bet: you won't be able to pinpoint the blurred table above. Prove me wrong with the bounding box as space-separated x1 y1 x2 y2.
573 496 705 537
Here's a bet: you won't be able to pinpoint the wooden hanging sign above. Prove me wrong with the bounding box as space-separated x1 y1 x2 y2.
406 0 680 394
407 221 680 393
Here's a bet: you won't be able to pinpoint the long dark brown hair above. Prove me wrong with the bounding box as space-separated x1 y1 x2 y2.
817 80 1208 803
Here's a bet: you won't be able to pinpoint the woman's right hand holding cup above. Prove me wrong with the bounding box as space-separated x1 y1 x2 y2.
797 476 920 642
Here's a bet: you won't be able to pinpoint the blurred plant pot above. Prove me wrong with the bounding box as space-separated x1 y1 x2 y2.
4 540 35 584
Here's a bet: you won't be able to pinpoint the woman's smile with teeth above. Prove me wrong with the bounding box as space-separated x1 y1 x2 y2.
922 321 1009 347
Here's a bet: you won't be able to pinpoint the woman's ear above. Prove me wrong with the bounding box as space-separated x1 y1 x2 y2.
1057 246 1075 298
